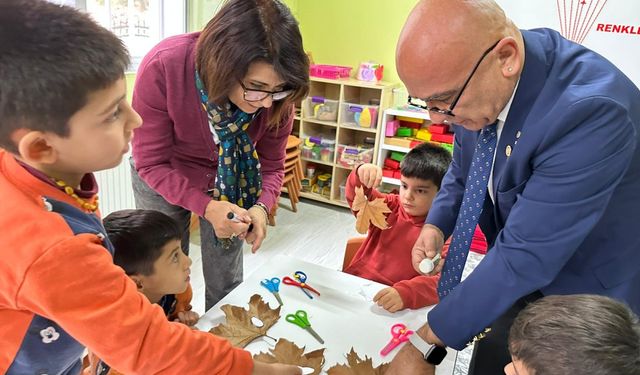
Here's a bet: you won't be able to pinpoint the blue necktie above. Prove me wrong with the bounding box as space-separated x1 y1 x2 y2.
438 123 497 298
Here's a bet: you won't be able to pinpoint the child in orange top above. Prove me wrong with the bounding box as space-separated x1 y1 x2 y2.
0 1 299 374
345 143 452 312
85 209 200 375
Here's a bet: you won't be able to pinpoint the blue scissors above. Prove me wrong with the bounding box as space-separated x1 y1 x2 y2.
260 277 283 306
285 310 324 344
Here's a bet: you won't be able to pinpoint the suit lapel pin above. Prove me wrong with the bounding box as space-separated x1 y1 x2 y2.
516 130 522 139
506 145 512 157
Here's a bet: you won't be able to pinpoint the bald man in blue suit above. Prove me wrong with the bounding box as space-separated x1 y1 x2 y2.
388 1 640 374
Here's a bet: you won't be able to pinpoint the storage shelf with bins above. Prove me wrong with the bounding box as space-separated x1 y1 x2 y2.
377 107 432 186
296 77 398 207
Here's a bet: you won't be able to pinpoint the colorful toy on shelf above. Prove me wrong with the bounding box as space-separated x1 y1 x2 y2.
390 151 405 162
311 173 332 198
337 144 374 168
310 96 339 121
356 61 384 82
343 103 379 128
303 136 335 162
429 123 449 134
415 129 432 141
396 127 412 137
385 119 400 137
309 64 352 79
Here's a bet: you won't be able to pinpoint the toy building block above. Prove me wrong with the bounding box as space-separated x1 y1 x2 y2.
429 124 449 134
385 119 399 137
382 168 395 178
415 129 431 141
384 158 401 170
390 151 405 162
431 133 454 144
396 116 424 124
396 127 412 137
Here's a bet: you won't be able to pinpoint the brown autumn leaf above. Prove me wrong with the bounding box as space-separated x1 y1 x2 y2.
352 186 391 234
326 348 389 375
253 338 325 375
209 294 281 347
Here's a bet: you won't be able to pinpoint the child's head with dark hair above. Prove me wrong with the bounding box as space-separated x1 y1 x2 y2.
398 142 452 217
103 210 191 303
506 294 640 375
400 142 452 189
196 0 309 127
0 0 133 154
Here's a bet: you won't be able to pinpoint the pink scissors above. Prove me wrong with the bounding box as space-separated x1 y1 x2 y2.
380 323 414 356
282 271 320 299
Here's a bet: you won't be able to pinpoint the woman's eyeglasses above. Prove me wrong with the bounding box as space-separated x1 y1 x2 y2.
239 81 292 102
407 40 501 117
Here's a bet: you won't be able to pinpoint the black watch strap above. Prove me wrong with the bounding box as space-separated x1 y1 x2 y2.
409 333 448 365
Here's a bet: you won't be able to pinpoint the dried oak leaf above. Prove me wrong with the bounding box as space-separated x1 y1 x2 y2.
352 186 391 234
253 338 325 375
209 294 280 347
326 348 389 375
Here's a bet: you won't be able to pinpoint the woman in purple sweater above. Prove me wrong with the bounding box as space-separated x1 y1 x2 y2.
130 0 309 309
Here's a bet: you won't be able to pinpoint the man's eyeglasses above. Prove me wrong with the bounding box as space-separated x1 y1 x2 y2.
239 81 292 102
407 40 501 117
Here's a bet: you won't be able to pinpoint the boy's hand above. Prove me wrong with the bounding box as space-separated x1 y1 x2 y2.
204 200 251 239
245 205 268 253
251 361 302 375
357 163 383 189
175 311 200 327
412 224 445 275
373 287 405 312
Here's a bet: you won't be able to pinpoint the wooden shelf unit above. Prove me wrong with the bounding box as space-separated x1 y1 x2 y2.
295 77 398 207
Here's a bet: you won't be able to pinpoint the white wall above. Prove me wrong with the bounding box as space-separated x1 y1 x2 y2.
496 0 640 87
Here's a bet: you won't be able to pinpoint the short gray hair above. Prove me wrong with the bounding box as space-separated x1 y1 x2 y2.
509 294 640 375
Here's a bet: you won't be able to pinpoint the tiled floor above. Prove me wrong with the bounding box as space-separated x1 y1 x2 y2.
188 197 482 375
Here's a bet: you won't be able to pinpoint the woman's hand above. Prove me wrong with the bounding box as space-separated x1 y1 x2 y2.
245 204 268 253
204 200 251 239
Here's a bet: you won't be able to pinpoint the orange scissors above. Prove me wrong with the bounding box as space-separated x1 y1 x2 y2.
282 271 320 299
380 323 413 356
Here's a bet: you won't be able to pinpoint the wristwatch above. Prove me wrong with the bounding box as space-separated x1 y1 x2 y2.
408 333 448 365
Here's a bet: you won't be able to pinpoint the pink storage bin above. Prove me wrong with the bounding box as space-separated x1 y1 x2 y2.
309 64 353 79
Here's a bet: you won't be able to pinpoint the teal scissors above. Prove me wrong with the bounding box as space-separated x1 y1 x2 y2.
285 310 324 344
260 277 283 306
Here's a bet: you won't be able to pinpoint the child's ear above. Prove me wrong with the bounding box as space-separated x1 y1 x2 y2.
130 275 144 291
14 130 58 165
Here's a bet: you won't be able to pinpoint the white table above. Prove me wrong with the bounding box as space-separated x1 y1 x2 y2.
197 255 456 374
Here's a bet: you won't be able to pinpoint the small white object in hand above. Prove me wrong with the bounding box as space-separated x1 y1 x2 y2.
419 253 441 274
298 366 315 374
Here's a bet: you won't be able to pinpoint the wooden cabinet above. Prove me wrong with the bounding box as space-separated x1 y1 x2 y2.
294 77 398 207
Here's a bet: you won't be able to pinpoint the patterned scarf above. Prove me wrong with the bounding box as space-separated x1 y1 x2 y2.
195 71 262 209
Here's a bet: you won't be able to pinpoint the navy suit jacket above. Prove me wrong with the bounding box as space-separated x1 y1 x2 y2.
426 28 640 350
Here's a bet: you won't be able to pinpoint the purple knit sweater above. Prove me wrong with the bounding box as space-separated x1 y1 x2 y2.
131 33 291 216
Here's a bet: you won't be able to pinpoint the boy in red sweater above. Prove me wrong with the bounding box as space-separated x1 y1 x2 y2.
345 142 452 312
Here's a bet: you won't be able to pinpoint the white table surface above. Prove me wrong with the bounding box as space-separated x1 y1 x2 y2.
197 255 456 374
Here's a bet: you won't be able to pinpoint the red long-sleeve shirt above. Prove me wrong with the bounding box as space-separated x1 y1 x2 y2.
344 168 446 309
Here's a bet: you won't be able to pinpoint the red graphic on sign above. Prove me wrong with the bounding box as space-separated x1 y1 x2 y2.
556 0 609 44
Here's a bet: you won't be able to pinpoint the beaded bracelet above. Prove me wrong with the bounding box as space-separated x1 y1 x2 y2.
251 202 269 224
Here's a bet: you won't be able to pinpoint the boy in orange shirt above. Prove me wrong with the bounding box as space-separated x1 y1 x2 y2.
0 1 299 374
345 143 452 312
